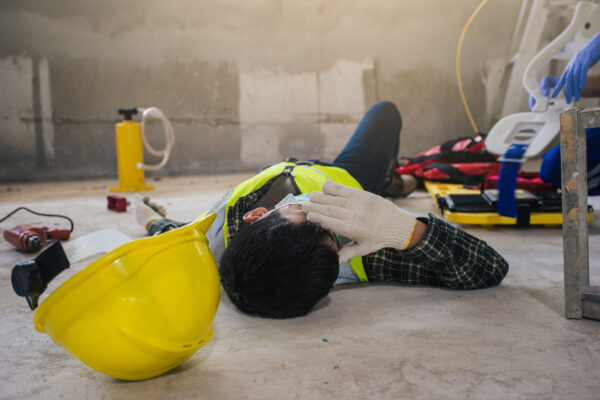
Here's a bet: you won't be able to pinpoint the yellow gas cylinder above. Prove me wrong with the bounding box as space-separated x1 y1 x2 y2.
110 108 154 192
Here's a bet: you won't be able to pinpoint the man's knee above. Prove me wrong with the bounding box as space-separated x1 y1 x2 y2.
372 100 402 130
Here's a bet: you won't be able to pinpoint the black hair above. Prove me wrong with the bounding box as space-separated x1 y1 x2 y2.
219 210 339 319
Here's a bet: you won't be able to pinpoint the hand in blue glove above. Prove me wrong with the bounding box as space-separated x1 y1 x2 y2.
529 75 558 109
552 32 600 103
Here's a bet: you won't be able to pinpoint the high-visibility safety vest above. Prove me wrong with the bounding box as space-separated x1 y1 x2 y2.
222 161 369 282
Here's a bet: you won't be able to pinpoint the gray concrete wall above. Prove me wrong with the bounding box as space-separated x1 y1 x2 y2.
0 0 522 182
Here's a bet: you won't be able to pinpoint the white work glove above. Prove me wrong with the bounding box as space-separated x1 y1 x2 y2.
302 181 417 262
133 195 165 230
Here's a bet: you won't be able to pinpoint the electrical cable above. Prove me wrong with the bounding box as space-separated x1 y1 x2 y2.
0 207 74 232
456 0 489 135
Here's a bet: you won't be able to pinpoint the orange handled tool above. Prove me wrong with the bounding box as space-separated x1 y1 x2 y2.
4 225 71 252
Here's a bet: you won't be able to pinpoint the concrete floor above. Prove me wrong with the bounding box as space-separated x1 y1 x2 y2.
1 174 599 400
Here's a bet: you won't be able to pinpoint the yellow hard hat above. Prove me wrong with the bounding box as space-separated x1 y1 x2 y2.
32 213 220 381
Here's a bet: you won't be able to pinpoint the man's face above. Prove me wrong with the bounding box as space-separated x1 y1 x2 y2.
243 204 338 251
266 204 307 224
242 204 306 224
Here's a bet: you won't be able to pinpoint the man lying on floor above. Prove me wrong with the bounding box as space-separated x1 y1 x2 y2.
136 101 509 319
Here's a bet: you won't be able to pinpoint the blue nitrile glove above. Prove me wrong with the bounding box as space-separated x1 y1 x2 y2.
529 75 558 109
552 32 600 103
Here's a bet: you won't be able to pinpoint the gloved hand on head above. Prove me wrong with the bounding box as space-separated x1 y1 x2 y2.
302 181 418 263
529 75 558 110
552 32 600 104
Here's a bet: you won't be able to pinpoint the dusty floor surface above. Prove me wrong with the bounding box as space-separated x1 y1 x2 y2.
1 174 599 400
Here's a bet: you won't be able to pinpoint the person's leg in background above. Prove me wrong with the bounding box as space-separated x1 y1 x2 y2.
330 100 415 196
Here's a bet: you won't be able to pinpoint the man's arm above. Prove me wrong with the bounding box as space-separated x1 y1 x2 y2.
303 182 509 289
405 220 427 248
363 214 508 289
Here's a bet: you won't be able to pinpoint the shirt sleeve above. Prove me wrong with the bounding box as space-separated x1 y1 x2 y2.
362 214 509 289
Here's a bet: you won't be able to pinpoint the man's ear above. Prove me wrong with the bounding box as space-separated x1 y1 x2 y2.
243 207 268 222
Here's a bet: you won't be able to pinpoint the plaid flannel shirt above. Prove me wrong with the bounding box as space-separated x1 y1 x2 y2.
363 215 508 289
226 186 509 290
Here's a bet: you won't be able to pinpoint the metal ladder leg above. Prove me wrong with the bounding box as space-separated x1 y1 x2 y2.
561 107 600 320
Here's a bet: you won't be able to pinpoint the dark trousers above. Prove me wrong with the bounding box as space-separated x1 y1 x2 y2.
327 100 402 195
